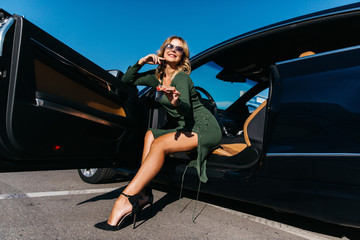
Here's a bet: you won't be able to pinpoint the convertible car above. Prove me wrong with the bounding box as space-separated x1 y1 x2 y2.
1 3 360 228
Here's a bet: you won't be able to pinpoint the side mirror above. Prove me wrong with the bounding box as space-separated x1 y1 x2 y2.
107 69 124 78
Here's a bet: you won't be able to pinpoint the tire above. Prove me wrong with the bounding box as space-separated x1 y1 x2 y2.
78 168 117 184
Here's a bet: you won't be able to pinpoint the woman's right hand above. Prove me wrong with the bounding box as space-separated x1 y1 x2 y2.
138 54 165 66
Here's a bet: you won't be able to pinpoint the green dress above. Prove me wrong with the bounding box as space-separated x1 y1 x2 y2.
121 62 222 183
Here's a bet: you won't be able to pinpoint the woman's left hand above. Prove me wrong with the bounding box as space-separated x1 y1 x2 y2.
157 85 180 107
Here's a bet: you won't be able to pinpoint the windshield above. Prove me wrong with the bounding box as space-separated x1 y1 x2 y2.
191 61 268 110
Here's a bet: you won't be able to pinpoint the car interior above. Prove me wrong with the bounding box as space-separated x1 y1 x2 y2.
138 58 270 172
137 10 360 171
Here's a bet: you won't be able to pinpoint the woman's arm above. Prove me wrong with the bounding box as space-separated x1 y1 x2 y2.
121 54 164 87
121 62 157 87
160 72 192 116
173 73 192 116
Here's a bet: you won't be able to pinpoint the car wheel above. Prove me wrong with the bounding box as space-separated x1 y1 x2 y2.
78 168 117 184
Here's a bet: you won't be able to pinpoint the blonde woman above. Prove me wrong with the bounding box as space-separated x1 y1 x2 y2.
95 36 222 231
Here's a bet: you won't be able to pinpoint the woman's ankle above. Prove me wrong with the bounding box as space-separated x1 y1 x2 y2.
107 195 132 225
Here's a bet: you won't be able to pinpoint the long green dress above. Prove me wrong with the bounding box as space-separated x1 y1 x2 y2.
121 62 222 183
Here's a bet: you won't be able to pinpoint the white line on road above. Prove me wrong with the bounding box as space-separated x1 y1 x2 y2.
210 204 338 240
0 188 120 200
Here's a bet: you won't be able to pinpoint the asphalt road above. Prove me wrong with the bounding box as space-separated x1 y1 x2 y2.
0 170 359 240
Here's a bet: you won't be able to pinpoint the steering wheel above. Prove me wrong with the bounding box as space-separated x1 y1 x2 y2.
195 86 231 136
195 86 218 116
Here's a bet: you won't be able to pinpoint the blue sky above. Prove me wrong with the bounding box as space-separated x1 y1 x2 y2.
3 0 359 70
2 0 359 108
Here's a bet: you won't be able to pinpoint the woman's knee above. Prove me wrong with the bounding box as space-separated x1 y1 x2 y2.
144 130 154 143
150 137 168 153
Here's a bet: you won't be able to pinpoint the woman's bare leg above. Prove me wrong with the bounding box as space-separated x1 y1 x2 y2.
137 130 154 200
107 131 198 225
141 130 154 163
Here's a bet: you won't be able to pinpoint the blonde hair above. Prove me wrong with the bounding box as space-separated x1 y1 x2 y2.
155 36 191 82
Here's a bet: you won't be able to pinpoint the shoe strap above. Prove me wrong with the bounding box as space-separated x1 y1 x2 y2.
121 192 143 214
121 192 132 198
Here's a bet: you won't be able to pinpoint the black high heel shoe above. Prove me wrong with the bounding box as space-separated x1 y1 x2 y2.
94 192 143 231
144 187 154 206
141 186 154 215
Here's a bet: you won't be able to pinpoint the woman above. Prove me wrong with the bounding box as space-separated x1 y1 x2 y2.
95 36 222 231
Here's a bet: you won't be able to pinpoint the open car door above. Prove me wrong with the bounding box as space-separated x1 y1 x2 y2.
0 10 142 171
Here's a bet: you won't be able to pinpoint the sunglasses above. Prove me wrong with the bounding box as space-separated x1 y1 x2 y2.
165 43 184 54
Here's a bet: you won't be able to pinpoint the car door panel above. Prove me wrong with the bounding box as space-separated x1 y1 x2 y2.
0 14 139 166
268 45 360 186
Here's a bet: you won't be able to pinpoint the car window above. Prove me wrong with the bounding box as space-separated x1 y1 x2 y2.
247 89 268 112
191 61 268 111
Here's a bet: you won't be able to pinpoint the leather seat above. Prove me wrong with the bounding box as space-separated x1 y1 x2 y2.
213 100 267 157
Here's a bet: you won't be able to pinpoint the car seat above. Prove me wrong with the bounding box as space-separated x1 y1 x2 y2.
208 100 267 169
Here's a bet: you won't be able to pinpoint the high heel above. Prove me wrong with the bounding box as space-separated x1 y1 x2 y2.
145 187 154 205
142 186 154 216
94 192 143 231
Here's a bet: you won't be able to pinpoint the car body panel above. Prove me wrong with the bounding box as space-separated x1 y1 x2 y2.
268 46 360 185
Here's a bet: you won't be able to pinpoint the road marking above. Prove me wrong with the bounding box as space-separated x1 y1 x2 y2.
0 188 120 200
210 204 338 240
0 188 340 240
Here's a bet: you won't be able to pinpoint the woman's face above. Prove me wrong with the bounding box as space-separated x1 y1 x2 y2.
163 38 184 65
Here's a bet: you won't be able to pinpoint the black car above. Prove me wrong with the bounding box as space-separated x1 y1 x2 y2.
1 3 360 228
